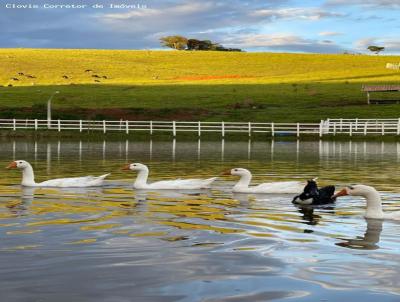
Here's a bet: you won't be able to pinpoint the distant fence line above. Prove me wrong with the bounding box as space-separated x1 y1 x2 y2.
0 118 400 137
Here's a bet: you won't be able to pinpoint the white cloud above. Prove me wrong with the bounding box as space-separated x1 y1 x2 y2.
102 2 213 21
325 0 400 8
224 33 345 53
319 31 343 36
355 37 400 53
250 7 345 21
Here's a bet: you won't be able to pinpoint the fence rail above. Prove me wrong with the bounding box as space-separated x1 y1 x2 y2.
0 119 323 137
325 118 400 136
0 118 399 137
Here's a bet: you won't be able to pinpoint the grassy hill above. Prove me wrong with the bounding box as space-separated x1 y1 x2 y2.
1 48 399 122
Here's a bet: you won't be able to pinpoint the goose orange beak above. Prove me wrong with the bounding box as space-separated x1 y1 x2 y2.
220 169 231 176
6 161 17 169
333 188 348 198
122 164 131 171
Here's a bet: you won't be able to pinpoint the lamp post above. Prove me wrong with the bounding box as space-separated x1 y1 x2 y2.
47 91 60 129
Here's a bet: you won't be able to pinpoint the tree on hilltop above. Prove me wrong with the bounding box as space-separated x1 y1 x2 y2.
160 36 188 50
160 35 242 52
367 45 385 55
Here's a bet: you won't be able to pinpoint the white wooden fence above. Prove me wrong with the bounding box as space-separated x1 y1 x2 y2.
0 119 325 137
0 118 399 137
325 118 400 136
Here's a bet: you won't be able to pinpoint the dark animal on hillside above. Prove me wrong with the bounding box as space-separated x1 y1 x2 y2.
62 75 69 79
92 74 100 78
292 179 336 205
10 77 19 81
102 76 107 79
94 79 101 82
85 69 93 72
26 75 36 78
18 72 24 76
8 84 13 87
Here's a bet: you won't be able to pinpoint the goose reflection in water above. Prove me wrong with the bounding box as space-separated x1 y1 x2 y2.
7 186 107 216
134 189 213 202
294 204 336 226
6 187 36 216
336 218 383 250
231 193 293 206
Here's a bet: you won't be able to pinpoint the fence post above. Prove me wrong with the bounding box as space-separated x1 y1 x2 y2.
13 119 16 131
198 121 201 137
34 119 38 130
319 120 323 137
333 123 336 136
79 120 83 132
221 121 225 137
397 118 400 135
382 123 385 136
126 120 129 134
340 118 343 131
172 121 176 137
271 122 275 137
355 118 358 131
58 119 61 132
349 122 353 137
296 123 300 137
364 122 368 136
103 120 106 133
150 121 153 135
248 122 252 137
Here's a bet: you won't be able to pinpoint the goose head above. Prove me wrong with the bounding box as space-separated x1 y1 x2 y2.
6 160 30 170
334 184 378 198
221 168 251 177
292 179 319 204
122 163 149 172
302 179 319 196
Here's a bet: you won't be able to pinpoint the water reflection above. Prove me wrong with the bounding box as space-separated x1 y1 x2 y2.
295 205 336 226
336 218 383 250
1 138 400 301
3 139 400 165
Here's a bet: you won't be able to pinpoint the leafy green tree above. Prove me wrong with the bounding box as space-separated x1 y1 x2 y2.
160 36 188 50
187 39 201 50
367 45 385 54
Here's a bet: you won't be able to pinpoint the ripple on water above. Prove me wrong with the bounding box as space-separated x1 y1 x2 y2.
1 139 400 301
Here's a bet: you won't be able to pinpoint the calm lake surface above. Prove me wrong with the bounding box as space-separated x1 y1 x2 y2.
1 138 400 302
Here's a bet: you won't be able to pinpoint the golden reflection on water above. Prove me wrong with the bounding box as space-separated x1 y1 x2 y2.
1 139 400 299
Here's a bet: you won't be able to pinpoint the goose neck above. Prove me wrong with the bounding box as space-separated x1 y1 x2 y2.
363 190 384 219
234 172 252 189
21 164 36 186
134 169 149 187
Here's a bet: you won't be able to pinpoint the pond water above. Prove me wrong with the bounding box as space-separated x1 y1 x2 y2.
0 138 400 302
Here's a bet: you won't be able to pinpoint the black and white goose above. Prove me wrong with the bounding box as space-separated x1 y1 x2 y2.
292 178 336 205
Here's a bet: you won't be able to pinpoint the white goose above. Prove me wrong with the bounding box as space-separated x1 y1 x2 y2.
6 160 110 187
222 168 304 194
334 184 400 220
122 163 217 190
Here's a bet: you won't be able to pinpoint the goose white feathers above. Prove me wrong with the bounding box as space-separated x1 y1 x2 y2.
334 184 400 220
123 163 217 190
6 160 110 187
222 168 304 194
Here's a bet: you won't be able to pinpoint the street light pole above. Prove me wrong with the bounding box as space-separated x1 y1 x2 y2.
47 91 60 129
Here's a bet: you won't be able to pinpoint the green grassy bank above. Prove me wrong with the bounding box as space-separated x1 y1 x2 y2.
1 49 399 122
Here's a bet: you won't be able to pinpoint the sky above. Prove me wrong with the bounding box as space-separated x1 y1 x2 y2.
0 0 399 53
